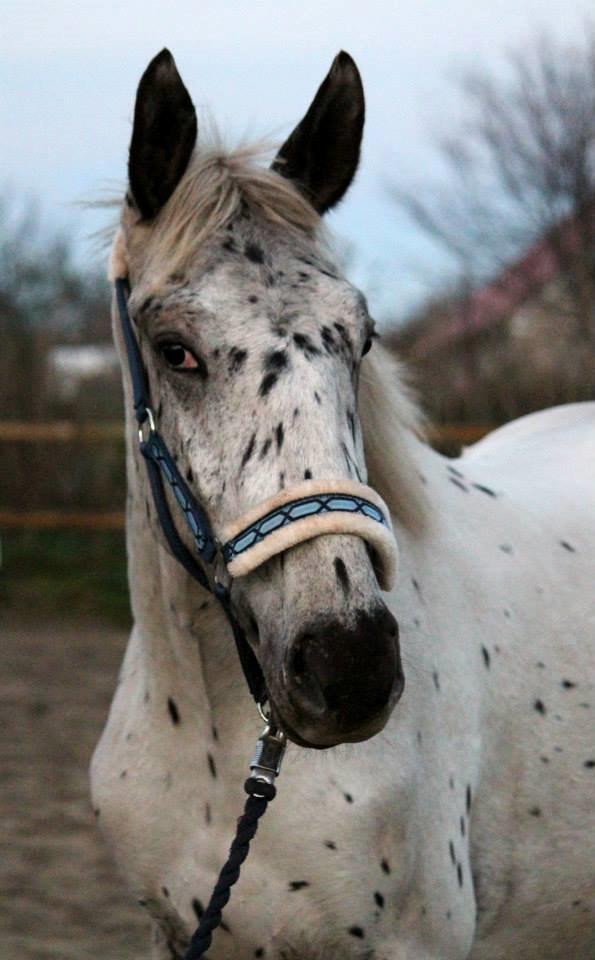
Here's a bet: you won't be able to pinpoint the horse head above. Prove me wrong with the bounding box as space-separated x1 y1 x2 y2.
112 49 404 749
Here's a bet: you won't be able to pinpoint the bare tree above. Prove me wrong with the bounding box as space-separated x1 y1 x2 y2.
393 27 595 339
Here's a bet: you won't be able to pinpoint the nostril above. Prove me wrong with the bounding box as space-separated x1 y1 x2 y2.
291 645 307 683
322 682 343 711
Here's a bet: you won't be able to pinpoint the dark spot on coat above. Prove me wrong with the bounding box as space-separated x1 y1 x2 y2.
374 892 384 909
381 858 391 874
162 886 170 897
245 242 264 263
207 753 217 779
562 680 577 689
499 543 514 554
248 295 259 304
259 372 278 397
325 840 337 850
186 467 194 484
449 840 456 865
472 483 497 497
254 950 265 958
289 881 310 891
222 238 236 252
320 326 336 354
348 926 365 939
344 792 353 803
205 803 211 824
260 437 272 458
432 671 440 692
481 646 491 669
584 759 595 768
264 349 289 373
304 469 312 479
212 725 219 741
167 697 180 725
275 422 284 452
560 540 576 552
192 898 204 919
314 391 321 405
460 816 466 837
529 806 542 816
457 864 463 887
228 346 248 374
334 557 350 596
466 785 472 814
293 332 320 357
334 322 351 349
449 476 469 492
534 699 546 715
347 410 356 442
241 432 256 469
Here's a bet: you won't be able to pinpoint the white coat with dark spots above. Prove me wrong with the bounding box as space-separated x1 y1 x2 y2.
91 49 595 960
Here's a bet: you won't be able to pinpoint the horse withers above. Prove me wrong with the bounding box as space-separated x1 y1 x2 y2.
91 49 595 959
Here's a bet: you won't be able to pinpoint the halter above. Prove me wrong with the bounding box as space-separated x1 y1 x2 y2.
114 276 399 958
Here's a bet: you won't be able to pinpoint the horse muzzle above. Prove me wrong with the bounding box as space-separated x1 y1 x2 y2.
269 604 404 749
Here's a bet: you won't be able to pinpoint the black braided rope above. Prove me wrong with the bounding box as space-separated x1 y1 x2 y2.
182 791 272 959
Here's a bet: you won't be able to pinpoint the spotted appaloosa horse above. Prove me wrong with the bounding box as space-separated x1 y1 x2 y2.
91 49 595 959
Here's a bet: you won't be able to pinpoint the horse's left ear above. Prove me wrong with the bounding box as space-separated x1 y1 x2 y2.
272 51 365 214
128 49 198 220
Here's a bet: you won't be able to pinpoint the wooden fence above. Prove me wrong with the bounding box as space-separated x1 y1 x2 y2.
0 421 494 530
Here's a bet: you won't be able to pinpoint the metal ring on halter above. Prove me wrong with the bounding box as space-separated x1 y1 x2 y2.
257 701 272 725
138 406 156 444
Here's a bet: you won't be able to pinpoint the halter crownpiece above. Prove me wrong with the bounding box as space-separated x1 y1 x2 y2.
220 478 397 590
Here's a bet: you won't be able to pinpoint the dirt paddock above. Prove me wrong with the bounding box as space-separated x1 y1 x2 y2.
1 613 150 959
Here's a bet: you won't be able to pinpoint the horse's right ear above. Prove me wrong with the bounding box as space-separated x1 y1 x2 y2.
128 49 197 220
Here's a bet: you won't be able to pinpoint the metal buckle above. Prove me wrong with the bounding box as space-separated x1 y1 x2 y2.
138 407 156 444
250 721 287 788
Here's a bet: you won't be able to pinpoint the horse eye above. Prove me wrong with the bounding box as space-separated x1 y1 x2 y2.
362 337 373 357
159 342 201 371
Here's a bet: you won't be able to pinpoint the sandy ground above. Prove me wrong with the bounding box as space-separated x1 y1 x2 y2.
1 613 150 959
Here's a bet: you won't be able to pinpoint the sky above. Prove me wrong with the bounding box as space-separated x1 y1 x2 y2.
1 0 590 322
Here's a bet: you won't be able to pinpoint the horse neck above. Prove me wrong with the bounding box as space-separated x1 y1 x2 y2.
124 422 252 742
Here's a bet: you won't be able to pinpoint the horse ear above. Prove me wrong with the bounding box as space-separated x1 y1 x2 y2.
128 49 197 220
272 51 365 214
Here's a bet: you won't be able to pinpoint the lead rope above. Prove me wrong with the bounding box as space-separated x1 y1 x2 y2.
115 278 284 958
184 723 286 959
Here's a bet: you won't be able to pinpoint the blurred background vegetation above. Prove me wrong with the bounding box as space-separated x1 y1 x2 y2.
1 27 593 624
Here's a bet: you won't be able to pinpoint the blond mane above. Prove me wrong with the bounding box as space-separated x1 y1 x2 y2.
124 138 324 281
360 345 429 533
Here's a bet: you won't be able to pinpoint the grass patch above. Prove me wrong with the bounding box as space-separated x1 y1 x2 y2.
1 530 131 625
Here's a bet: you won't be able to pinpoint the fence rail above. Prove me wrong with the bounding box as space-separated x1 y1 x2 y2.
0 421 495 529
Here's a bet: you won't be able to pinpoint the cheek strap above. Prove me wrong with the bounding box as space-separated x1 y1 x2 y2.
220 479 398 591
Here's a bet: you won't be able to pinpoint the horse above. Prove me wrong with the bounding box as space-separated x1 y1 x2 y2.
91 49 595 960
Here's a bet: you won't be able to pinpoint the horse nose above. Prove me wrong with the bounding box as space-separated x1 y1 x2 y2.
286 606 402 731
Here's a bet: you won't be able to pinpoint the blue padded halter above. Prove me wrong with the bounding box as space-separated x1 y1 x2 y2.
223 492 388 565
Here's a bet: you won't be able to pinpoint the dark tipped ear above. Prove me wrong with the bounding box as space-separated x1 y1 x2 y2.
128 49 197 220
272 51 364 214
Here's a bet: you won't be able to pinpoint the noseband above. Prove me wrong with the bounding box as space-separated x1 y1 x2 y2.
114 276 399 957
